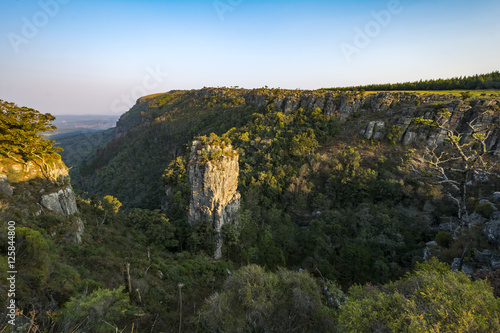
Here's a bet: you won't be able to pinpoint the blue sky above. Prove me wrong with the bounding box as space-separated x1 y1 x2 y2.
0 0 499 115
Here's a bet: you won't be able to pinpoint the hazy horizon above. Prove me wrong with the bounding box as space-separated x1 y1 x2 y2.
1 0 499 116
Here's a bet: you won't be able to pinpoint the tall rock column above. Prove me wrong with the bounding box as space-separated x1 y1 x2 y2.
187 139 240 259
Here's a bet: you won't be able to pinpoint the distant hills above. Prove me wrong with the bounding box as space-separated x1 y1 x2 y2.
44 114 120 137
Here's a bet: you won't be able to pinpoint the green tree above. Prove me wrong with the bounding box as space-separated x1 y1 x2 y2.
58 286 130 332
0 100 61 178
128 209 178 250
340 258 500 332
91 195 122 236
460 91 473 101
198 264 337 332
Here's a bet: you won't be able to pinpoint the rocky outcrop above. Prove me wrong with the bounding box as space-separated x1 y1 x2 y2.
361 121 386 140
40 186 85 243
361 97 500 154
41 187 78 216
187 140 240 259
1 156 85 244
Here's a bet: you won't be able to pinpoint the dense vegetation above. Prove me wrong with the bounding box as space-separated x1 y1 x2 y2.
56 128 116 183
0 100 62 179
1 82 500 332
331 70 500 92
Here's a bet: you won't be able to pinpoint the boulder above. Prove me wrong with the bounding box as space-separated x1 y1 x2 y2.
41 187 78 216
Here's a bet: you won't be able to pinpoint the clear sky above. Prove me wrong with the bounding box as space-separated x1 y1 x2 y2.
1 0 499 115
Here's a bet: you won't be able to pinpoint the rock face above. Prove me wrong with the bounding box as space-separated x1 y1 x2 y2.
41 187 78 216
195 88 500 154
0 155 85 244
187 140 240 259
40 186 85 244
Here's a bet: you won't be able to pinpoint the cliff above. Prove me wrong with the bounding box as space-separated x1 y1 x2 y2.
81 87 500 211
0 156 84 243
187 139 240 259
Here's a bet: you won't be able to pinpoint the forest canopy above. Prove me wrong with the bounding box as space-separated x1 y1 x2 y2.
0 99 61 177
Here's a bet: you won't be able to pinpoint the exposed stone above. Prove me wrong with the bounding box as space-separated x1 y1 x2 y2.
41 187 79 216
402 131 418 145
483 212 500 247
491 192 500 204
0 174 13 196
478 199 498 211
40 186 84 243
468 212 486 228
451 258 476 275
188 140 240 259
424 241 440 261
361 121 385 140
475 250 493 264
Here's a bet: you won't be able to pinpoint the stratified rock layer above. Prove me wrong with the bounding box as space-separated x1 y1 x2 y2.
187 140 240 259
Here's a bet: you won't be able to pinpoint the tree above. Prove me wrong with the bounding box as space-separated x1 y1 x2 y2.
58 286 130 332
128 209 178 250
0 100 61 178
460 91 473 101
340 258 500 332
91 195 122 236
411 109 498 228
198 264 337 332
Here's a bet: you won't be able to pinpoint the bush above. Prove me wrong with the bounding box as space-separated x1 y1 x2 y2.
58 286 130 332
340 258 500 332
198 265 337 332
435 231 452 248
476 203 494 219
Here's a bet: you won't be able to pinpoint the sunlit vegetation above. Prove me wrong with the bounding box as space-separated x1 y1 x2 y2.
1 80 500 332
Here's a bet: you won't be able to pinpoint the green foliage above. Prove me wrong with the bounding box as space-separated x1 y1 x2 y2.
330 71 500 91
297 203 430 286
461 91 473 101
15 227 52 290
476 202 494 219
340 258 500 332
58 286 130 332
387 125 403 145
0 100 62 178
198 265 337 332
435 231 452 248
58 128 116 183
128 208 178 251
102 195 122 214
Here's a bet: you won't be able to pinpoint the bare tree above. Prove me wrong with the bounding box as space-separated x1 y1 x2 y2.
410 109 498 229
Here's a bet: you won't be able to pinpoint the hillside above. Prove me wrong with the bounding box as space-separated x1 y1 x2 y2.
2 85 500 332
78 88 500 210
74 86 500 283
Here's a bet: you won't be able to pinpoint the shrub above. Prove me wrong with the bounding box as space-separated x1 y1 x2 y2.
198 265 337 332
476 202 494 219
435 231 452 248
340 258 500 332
58 286 130 332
